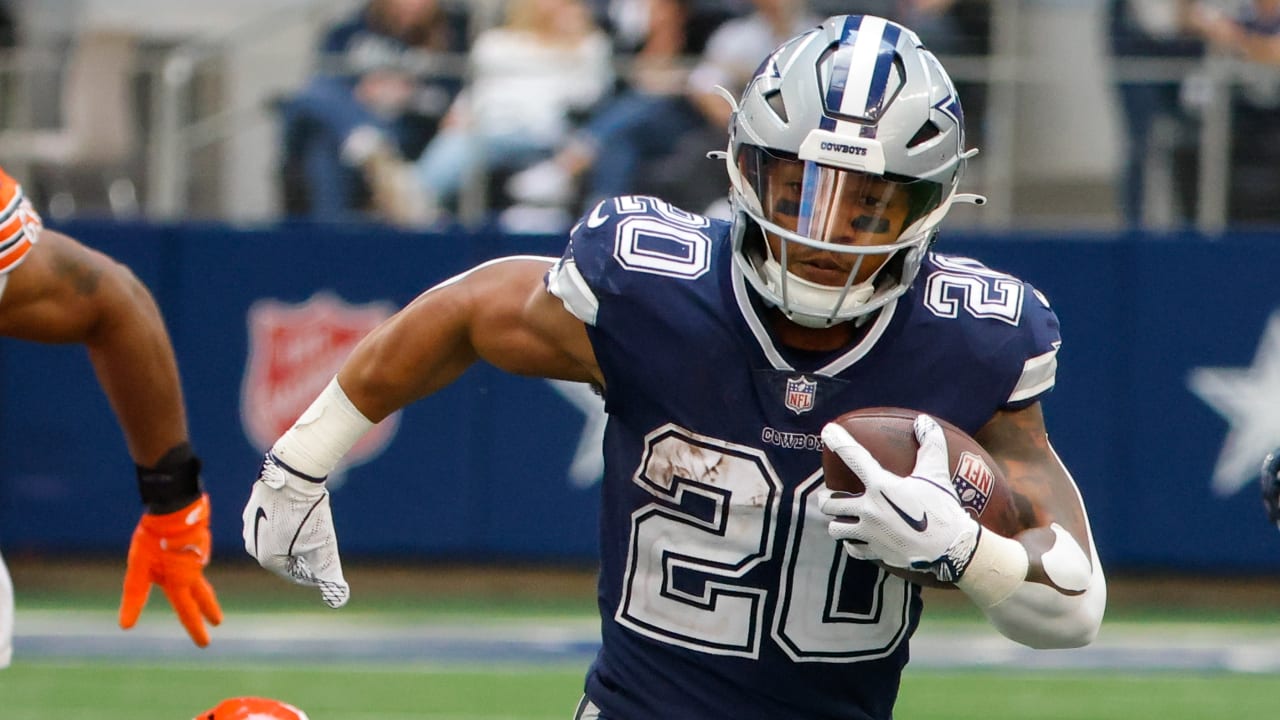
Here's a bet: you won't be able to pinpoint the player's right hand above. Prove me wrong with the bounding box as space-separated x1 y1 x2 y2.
120 493 223 646
819 415 981 582
242 453 350 608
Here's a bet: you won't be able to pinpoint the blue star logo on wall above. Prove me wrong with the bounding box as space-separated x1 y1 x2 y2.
1188 310 1280 496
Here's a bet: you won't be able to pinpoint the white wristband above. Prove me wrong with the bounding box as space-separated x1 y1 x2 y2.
270 377 374 479
955 530 1030 608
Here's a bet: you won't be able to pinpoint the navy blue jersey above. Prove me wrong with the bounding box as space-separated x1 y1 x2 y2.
546 196 1061 720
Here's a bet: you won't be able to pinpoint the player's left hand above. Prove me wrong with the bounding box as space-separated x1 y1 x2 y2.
119 493 223 647
819 414 981 582
1261 449 1280 528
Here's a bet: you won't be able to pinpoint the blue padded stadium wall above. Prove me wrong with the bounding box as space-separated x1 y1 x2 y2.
0 220 1275 573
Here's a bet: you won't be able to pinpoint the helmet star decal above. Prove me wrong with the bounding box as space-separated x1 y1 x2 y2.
1188 310 1280 496
933 92 963 128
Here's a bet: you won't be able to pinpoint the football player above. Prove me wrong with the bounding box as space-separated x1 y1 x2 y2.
244 15 1105 719
1262 449 1280 528
0 167 220 668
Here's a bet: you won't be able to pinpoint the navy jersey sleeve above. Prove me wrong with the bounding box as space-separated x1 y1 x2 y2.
546 196 720 327
1003 280 1061 409
545 196 729 420
544 200 620 328
914 252 1063 420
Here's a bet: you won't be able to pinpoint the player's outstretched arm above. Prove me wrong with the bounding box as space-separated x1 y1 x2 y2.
0 229 221 646
244 256 601 605
338 256 600 423
968 403 1105 649
0 230 190 461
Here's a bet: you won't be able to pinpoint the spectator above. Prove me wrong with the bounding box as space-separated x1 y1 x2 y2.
1108 0 1204 227
0 2 17 128
410 0 613 225
1185 0 1280 224
829 1 968 51
507 0 819 216
1187 0 1280 64
0 2 13 48
278 0 468 224
588 0 733 57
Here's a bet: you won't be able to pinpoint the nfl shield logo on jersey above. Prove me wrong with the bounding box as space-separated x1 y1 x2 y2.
784 375 818 415
241 292 401 480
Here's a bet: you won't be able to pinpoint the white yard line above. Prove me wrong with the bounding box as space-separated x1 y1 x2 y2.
13 609 1280 672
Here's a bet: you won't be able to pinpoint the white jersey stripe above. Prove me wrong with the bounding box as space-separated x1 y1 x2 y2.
548 257 601 326
1009 346 1059 403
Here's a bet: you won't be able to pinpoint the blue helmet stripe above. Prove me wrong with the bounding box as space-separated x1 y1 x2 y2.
864 23 901 118
822 15 862 130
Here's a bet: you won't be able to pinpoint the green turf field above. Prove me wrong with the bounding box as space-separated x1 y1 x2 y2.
6 560 1280 719
2 661 1275 720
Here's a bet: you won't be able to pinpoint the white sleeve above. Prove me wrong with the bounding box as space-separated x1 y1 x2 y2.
0 550 13 669
955 443 1106 649
977 525 1106 649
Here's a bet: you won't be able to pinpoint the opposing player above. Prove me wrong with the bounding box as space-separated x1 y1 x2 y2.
196 696 310 719
1262 449 1280 528
0 167 221 668
244 15 1105 718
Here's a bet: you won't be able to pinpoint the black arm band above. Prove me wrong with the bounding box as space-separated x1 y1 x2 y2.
136 441 205 514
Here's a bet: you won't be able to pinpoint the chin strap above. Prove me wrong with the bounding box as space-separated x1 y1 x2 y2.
760 255 876 324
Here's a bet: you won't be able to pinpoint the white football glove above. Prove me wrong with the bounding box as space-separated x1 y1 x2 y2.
819 414 981 583
242 453 350 608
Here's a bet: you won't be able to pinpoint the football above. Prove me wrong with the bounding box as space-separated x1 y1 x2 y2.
821 406 1023 587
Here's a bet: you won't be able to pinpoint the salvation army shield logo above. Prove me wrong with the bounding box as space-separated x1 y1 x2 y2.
784 375 818 415
241 292 400 474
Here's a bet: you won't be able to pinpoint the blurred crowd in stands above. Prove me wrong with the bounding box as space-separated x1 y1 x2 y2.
278 0 1280 231
273 0 995 231
1112 0 1280 229
0 0 1278 230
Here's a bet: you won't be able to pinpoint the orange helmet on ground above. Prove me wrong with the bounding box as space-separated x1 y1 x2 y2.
195 696 310 720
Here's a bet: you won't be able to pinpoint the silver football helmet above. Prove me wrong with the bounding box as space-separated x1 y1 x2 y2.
725 14 983 328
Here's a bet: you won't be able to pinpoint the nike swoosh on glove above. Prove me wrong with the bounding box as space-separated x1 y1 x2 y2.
819 414 982 582
120 494 223 646
242 453 350 608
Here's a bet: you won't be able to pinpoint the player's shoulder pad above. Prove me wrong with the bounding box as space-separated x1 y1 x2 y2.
562 195 720 291
924 252 1059 333
923 252 1061 402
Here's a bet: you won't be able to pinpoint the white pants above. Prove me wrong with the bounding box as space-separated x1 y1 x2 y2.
0 550 13 668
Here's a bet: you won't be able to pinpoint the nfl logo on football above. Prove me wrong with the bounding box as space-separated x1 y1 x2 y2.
952 451 995 515
784 375 817 415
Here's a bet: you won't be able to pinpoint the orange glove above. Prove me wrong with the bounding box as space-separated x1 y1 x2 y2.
119 493 223 646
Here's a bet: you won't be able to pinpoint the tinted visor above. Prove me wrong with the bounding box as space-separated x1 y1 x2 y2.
737 145 943 247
